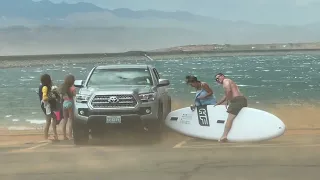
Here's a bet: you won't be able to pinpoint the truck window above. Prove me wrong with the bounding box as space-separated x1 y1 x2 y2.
87 68 153 86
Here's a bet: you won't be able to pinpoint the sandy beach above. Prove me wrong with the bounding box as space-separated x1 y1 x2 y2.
1 101 320 145
1 118 320 180
1 102 320 180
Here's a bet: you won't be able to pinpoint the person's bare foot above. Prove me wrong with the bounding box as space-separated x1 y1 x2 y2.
63 136 69 140
50 135 59 142
219 136 228 143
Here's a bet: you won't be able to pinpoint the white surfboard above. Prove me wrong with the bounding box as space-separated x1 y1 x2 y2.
165 105 286 142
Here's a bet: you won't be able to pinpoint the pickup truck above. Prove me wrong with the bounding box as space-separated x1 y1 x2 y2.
72 64 172 145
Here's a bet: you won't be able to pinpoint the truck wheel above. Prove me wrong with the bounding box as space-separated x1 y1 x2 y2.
90 127 105 140
73 120 89 145
148 104 164 134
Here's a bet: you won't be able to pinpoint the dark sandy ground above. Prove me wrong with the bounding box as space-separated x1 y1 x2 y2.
1 100 320 180
0 128 320 180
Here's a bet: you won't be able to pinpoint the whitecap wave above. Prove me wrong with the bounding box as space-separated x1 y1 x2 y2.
26 119 46 125
7 126 37 130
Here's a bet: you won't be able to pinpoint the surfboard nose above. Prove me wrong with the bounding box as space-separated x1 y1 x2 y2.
277 120 286 136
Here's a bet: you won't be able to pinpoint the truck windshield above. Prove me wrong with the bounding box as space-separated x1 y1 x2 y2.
87 68 153 86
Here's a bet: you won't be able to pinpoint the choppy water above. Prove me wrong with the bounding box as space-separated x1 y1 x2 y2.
1 53 320 126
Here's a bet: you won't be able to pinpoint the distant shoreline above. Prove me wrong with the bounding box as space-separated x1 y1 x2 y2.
1 48 320 68
1 48 320 60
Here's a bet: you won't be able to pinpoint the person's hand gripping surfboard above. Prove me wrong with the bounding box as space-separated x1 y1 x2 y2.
190 93 203 111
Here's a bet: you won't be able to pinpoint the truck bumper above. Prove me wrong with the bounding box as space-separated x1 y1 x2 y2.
74 101 159 129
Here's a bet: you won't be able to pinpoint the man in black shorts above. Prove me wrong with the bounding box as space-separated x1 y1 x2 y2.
215 73 248 142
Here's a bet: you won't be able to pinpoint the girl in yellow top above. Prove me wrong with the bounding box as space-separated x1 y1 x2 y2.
38 74 58 141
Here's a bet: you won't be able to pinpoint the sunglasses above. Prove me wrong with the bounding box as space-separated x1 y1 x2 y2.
215 76 220 81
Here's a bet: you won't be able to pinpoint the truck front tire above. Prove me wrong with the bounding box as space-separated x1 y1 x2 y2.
73 119 89 145
147 103 164 134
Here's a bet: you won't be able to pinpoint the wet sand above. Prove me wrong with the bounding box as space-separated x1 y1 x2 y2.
1 102 320 143
262 104 320 129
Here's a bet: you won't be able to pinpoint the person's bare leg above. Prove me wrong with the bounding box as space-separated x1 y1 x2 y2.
63 109 69 140
44 115 51 140
51 117 58 140
219 113 236 142
68 108 73 139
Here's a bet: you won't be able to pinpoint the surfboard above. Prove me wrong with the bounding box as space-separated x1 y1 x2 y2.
165 105 286 142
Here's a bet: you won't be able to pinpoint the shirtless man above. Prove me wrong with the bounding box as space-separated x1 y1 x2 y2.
214 73 248 142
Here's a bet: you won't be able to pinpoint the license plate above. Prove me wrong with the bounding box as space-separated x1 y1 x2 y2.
106 116 121 124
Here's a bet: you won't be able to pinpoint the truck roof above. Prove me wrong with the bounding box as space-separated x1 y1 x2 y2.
95 64 154 70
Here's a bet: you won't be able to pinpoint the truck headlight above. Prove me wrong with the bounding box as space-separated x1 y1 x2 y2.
139 93 155 101
76 94 90 103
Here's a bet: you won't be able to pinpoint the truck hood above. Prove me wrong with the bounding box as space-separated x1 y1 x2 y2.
78 85 154 96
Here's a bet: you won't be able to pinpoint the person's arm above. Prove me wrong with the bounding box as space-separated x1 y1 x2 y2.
216 95 226 105
42 86 48 101
197 83 213 99
71 86 76 96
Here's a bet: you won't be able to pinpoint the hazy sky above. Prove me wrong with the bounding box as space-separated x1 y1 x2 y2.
48 0 320 25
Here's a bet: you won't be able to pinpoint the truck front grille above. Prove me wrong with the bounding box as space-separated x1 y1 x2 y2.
90 95 137 108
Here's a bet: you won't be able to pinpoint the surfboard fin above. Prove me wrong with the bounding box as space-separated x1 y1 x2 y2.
190 105 195 111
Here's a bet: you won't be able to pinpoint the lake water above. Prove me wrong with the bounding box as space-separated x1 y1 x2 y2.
1 53 320 126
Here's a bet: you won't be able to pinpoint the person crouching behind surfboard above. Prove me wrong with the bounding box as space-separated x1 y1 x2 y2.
185 75 217 110
214 73 248 142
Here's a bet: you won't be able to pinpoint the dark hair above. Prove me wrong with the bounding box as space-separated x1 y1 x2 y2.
185 75 199 84
60 74 75 98
40 74 52 90
215 73 224 77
